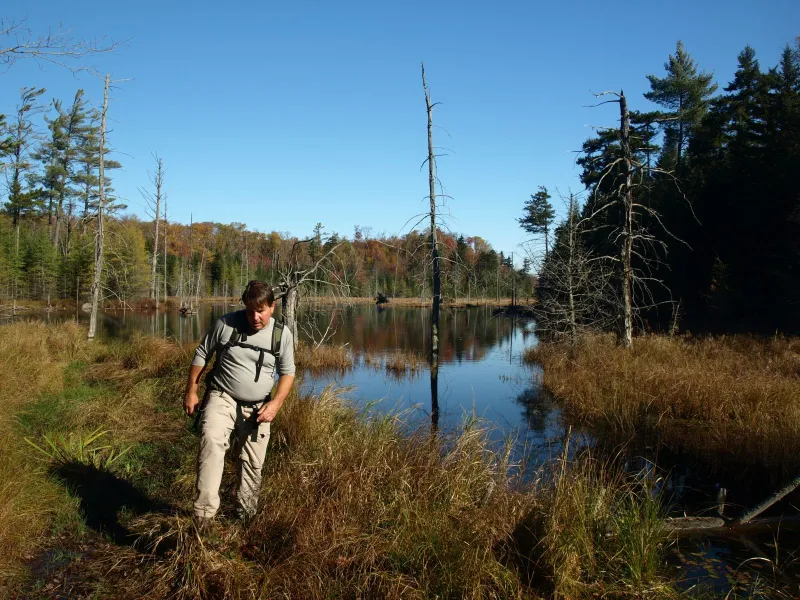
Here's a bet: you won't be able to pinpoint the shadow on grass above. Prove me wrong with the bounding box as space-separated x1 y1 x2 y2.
51 461 172 547
498 510 553 597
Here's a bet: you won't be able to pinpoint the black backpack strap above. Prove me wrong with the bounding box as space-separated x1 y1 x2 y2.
210 312 282 385
209 312 247 384
272 318 284 360
254 349 265 382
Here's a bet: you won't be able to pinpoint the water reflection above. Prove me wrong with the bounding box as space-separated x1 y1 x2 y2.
23 304 536 435
430 369 439 434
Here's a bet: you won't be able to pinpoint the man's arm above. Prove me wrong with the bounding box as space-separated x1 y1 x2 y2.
184 318 225 416
256 374 295 423
184 363 206 416
257 326 296 423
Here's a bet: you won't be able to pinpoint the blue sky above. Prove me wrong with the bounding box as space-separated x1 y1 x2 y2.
3 0 798 263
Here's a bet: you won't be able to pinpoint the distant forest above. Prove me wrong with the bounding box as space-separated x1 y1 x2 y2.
0 190 529 306
2 38 799 334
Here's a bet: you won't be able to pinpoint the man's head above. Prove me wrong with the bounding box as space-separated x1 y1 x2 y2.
241 280 275 331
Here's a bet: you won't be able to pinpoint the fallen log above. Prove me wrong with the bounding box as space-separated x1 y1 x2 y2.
664 516 726 531
736 472 800 525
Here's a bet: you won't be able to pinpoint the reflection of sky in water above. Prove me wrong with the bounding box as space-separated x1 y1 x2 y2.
301 319 587 469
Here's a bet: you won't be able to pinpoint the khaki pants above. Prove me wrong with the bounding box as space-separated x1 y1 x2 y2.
194 390 271 519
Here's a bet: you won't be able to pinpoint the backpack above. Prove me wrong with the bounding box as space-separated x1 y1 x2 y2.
209 311 284 384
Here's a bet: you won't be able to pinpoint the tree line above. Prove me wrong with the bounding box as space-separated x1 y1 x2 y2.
0 121 531 307
523 38 800 339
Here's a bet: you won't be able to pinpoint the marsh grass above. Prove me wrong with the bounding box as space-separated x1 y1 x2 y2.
0 320 91 584
363 348 428 374
526 333 800 461
535 454 674 599
294 341 353 372
3 324 684 599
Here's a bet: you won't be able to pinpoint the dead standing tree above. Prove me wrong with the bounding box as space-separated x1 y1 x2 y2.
87 74 110 340
141 154 165 308
580 90 688 348
87 73 129 339
421 62 442 373
274 238 344 348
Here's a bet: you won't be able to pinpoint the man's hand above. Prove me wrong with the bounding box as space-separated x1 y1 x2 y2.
256 399 281 423
184 391 200 416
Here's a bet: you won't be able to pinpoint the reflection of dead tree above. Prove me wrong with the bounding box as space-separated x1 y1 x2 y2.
274 238 345 348
299 310 339 349
0 18 121 73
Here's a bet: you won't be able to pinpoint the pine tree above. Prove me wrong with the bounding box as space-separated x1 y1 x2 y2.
519 186 555 256
74 107 122 229
720 46 766 158
34 90 93 252
644 41 717 171
3 87 45 228
2 87 45 302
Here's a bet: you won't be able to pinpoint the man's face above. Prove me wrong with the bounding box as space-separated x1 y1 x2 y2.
245 302 274 330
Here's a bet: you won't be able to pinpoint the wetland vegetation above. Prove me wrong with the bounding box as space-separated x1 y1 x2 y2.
1 13 799 599
0 321 682 599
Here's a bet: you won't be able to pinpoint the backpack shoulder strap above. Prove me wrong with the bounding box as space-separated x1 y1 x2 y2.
272 317 284 359
211 311 247 374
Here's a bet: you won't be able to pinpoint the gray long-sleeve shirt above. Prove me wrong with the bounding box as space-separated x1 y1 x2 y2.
192 311 296 402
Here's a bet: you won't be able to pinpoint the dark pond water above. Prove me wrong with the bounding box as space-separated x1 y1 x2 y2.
16 303 800 596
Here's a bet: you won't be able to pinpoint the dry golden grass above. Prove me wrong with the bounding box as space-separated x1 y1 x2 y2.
363 348 427 374
2 326 682 599
535 452 674 599
526 333 800 460
0 321 91 584
294 341 353 372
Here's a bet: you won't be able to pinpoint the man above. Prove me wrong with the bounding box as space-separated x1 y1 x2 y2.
184 280 295 524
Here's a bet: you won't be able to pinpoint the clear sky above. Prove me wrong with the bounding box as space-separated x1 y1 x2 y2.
3 1 798 263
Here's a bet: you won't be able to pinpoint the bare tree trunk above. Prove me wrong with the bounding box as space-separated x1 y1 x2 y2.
148 156 164 308
422 62 441 372
619 90 634 348
281 286 299 346
178 256 184 308
244 233 249 285
567 194 577 344
544 224 550 259
53 201 62 251
88 74 109 340
194 245 205 310
163 197 168 305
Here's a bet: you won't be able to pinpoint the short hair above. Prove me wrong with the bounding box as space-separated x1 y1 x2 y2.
241 280 275 308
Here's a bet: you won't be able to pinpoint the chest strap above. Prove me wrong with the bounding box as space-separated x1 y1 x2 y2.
211 314 285 384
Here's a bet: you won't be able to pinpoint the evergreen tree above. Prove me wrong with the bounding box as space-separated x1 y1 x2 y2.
1 87 46 301
3 87 45 228
644 41 717 171
720 46 766 158
518 186 555 256
34 90 93 252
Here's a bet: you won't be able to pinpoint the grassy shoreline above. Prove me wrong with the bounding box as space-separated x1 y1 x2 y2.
525 333 800 466
0 322 702 598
